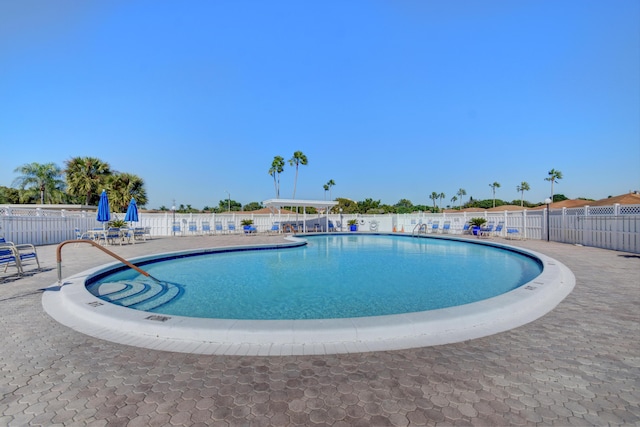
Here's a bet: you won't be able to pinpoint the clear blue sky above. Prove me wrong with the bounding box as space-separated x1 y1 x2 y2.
2 0 639 209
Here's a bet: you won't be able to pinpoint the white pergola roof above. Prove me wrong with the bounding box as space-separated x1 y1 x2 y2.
262 199 338 210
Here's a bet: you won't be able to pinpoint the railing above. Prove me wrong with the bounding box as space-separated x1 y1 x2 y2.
1 204 639 253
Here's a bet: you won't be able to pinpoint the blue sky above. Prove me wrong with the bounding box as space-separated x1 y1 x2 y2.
2 0 639 209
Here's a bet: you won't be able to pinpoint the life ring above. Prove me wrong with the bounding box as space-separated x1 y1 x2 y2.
369 220 379 231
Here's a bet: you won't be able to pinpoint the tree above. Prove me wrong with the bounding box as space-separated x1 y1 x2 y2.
438 192 446 210
429 192 439 211
323 184 329 200
105 172 147 212
217 199 241 212
326 179 336 200
516 181 531 207
288 151 308 199
12 162 65 204
450 195 458 208
545 169 563 201
243 202 263 211
489 182 501 208
268 156 285 198
456 188 467 208
65 157 112 205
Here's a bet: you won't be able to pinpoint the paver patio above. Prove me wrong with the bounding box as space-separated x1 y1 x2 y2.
1 234 638 426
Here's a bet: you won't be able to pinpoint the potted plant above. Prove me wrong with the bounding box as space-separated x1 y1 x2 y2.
347 219 358 232
469 217 487 236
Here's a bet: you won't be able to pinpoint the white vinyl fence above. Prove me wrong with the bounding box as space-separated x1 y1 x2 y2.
1 204 639 253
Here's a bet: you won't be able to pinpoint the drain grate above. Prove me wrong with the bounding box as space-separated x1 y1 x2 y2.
87 301 104 307
145 315 171 322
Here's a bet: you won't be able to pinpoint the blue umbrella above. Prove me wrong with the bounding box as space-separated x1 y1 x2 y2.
124 198 139 224
96 190 110 228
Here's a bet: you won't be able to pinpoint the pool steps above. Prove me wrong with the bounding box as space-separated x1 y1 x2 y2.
87 280 183 311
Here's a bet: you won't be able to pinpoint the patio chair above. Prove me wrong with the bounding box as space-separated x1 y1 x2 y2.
188 221 198 235
431 221 440 233
105 227 123 245
269 222 280 235
172 222 182 236
506 227 522 240
479 223 494 238
214 221 223 234
202 221 212 235
328 221 336 232
0 241 40 272
227 222 237 234
493 222 504 237
0 244 21 273
442 221 451 234
461 223 471 234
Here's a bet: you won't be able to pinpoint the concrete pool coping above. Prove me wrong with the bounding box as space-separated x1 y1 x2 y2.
42 233 576 356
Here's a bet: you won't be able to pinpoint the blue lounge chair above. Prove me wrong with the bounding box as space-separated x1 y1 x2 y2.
442 221 451 234
479 223 494 237
461 223 471 234
227 222 237 234
202 221 211 235
214 221 223 234
431 221 439 233
0 240 40 272
0 244 21 273
172 222 182 236
188 221 198 235
506 227 522 240
269 222 280 235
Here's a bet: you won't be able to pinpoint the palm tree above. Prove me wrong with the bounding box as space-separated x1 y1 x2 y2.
65 157 111 205
450 195 458 208
326 179 336 200
545 169 563 201
12 162 65 204
438 192 446 210
106 172 148 212
456 188 467 208
288 151 308 199
268 156 285 198
489 182 501 208
429 192 439 211
516 181 531 207
323 183 329 200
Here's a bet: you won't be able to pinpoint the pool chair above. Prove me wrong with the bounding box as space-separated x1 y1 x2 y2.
461 223 471 234
442 221 451 233
479 223 494 238
493 222 504 237
227 222 237 234
243 224 257 235
105 227 124 245
172 221 182 236
506 227 522 240
430 221 440 233
188 221 198 235
214 221 223 234
269 222 280 235
0 240 40 273
328 221 336 232
201 221 212 235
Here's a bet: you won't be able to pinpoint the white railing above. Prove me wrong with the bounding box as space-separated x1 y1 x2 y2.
1 204 639 253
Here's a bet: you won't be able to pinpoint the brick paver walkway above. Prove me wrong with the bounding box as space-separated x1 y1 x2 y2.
1 234 638 426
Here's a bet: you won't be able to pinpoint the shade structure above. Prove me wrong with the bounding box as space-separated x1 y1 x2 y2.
124 198 139 223
96 190 110 227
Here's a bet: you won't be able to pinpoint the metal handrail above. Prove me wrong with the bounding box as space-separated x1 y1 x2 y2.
56 239 160 285
412 223 427 237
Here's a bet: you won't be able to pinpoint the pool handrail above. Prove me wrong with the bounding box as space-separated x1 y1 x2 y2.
56 239 161 285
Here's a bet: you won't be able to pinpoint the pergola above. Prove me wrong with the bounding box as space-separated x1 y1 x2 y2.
262 199 339 233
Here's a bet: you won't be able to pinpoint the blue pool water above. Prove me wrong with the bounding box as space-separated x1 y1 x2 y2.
88 235 542 320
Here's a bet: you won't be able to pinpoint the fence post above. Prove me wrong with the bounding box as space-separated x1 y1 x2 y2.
583 206 590 247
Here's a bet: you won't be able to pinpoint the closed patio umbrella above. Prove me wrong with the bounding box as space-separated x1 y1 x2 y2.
96 190 110 229
124 198 139 225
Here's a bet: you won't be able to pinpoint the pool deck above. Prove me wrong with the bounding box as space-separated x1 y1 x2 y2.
1 234 639 425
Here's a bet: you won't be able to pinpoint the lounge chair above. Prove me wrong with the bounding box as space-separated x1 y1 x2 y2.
442 221 451 234
479 223 494 238
227 222 237 234
0 244 21 273
105 227 123 245
269 222 280 235
506 227 522 240
188 221 198 235
431 221 439 233
461 223 471 234
0 240 40 272
202 221 211 235
172 222 182 236
493 222 504 237
328 221 336 232
214 221 223 234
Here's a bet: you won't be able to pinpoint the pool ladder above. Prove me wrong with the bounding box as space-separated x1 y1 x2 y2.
412 223 428 237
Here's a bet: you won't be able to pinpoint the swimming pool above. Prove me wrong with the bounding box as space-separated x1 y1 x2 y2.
43 234 575 355
87 235 542 320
